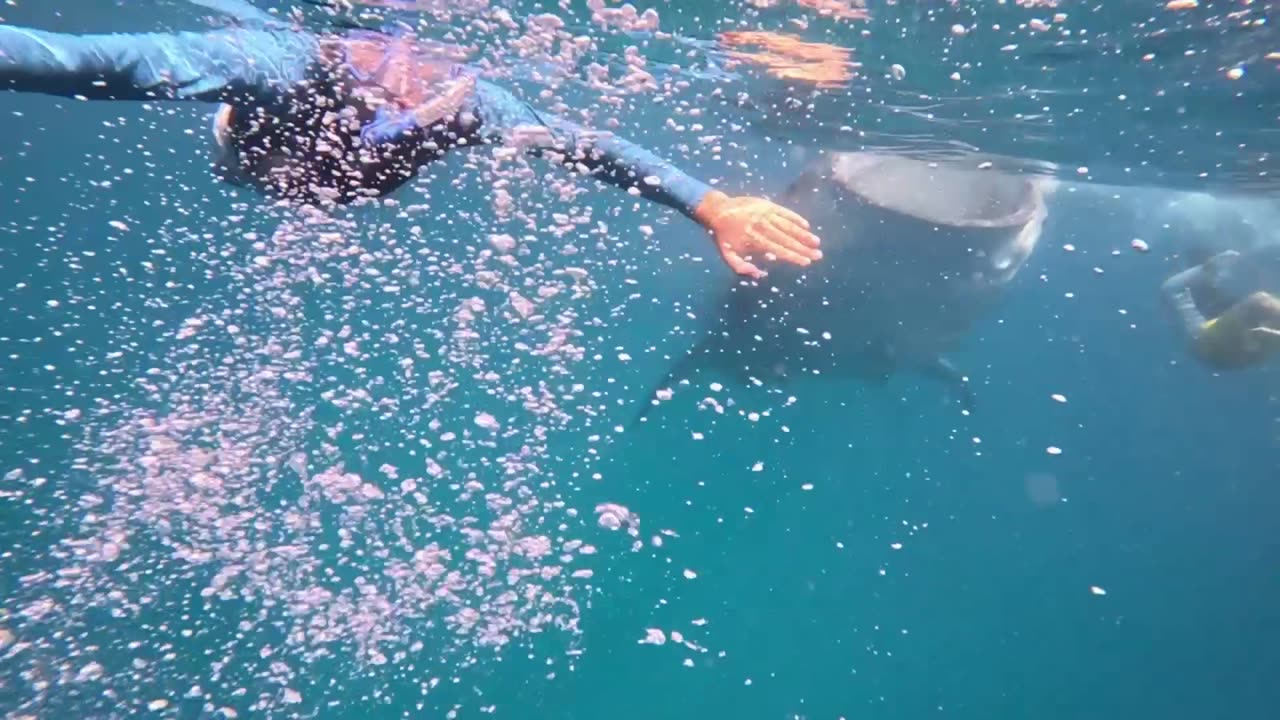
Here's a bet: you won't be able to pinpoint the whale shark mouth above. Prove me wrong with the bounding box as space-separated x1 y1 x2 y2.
830 152 1046 230
824 152 1050 283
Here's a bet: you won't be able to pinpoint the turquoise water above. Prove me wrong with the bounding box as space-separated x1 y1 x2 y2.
2 1 1279 719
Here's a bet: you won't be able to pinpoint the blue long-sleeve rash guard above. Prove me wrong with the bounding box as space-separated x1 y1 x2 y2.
0 24 713 210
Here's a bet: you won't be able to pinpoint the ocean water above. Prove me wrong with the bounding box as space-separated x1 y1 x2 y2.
1 1 1278 719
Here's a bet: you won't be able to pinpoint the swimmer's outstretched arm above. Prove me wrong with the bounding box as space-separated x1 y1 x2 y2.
467 82 711 218
0 25 314 103
465 80 822 277
1161 265 1210 340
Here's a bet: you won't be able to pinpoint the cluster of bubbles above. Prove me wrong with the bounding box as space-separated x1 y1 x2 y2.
0 2 718 715
3 190 650 715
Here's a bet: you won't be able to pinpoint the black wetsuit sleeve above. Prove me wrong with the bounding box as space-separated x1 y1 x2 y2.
467 79 713 218
0 25 317 103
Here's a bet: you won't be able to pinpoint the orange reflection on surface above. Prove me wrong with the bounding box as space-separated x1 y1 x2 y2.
719 30 858 88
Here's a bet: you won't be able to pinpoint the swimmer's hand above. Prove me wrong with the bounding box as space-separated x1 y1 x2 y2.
693 191 822 278
1196 291 1280 369
1203 249 1241 280
1247 325 1280 356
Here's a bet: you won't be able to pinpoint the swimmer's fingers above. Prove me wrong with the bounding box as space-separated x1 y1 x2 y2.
1207 249 1242 270
719 246 765 279
762 225 821 264
1248 326 1280 355
747 228 813 267
765 213 820 247
764 216 823 259
758 216 820 260
770 203 814 234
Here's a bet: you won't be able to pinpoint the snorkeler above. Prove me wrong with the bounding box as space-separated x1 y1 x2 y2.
0 1 821 279
1161 245 1280 370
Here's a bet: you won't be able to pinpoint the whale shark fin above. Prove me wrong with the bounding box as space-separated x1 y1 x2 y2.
917 355 975 413
629 335 720 429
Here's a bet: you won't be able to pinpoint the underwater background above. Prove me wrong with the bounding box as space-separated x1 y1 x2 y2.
1 1 1278 719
